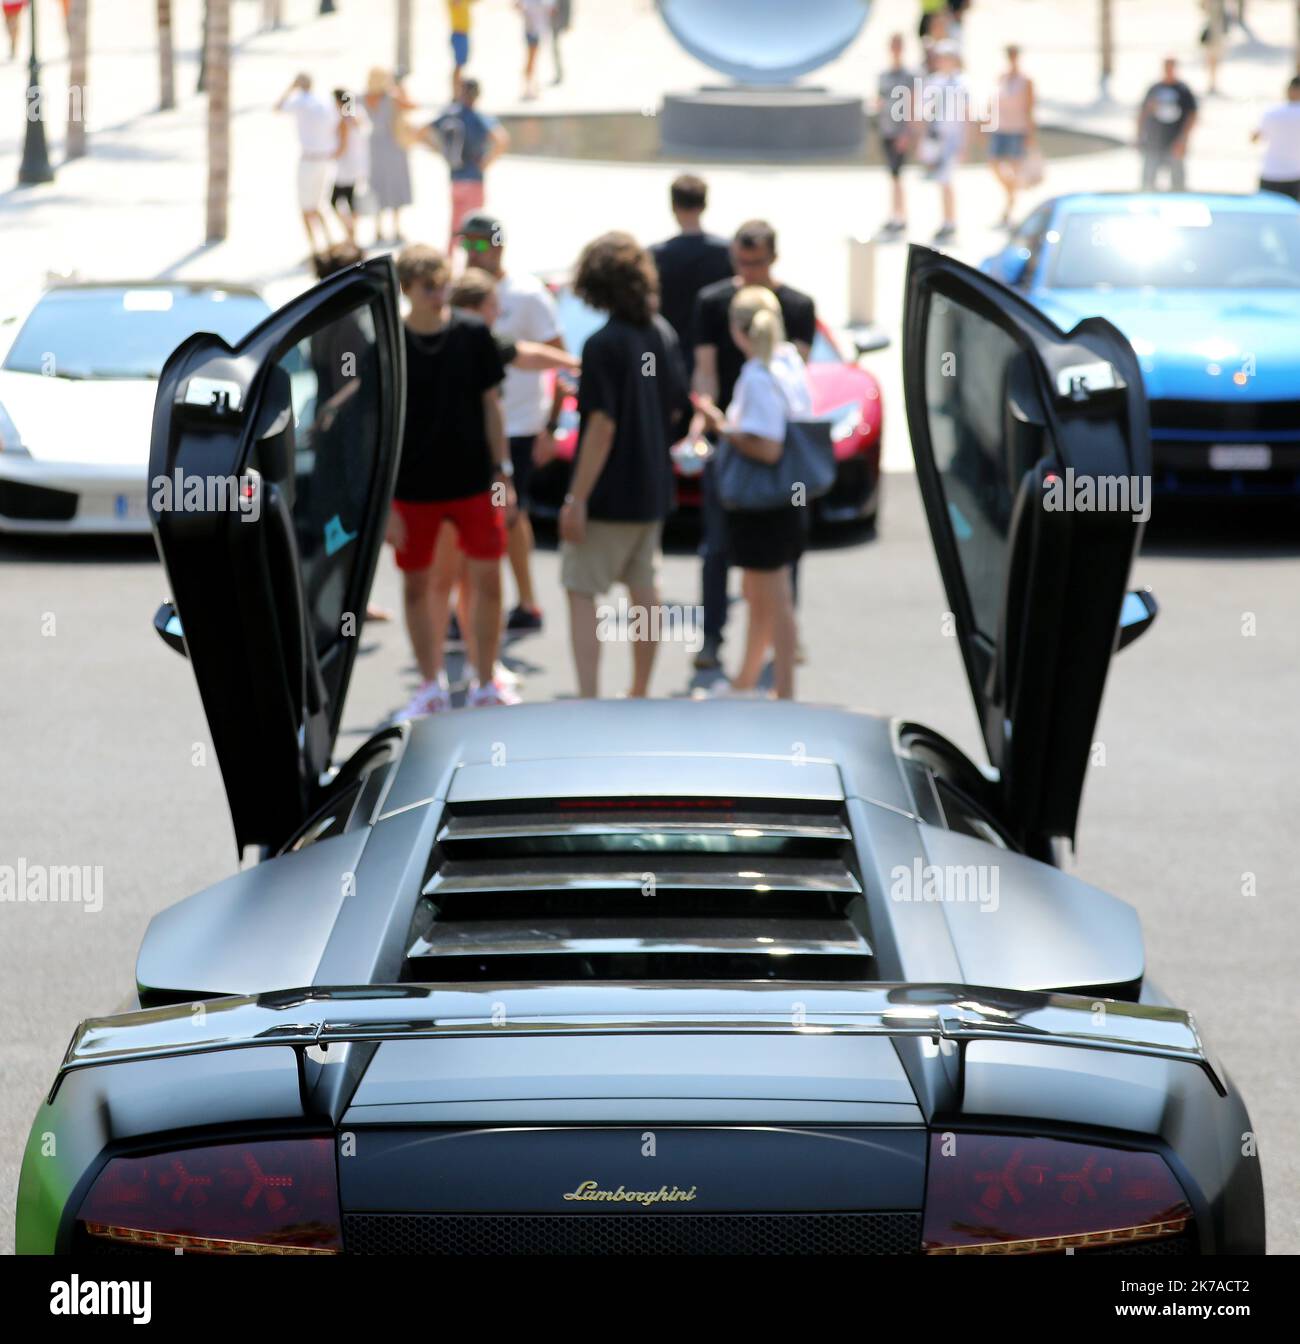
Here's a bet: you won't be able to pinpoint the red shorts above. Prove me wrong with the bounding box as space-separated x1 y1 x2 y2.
392 491 506 570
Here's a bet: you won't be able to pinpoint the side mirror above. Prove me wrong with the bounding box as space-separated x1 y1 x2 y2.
1116 588 1158 651
848 324 891 357
153 600 188 657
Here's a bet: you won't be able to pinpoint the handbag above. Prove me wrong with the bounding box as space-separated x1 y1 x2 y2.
714 368 835 512
1017 146 1045 188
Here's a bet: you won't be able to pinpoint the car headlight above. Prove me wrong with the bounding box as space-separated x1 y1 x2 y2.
0 401 25 453
828 403 861 444
670 435 713 476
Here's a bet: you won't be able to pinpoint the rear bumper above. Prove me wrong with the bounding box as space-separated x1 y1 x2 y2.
0 456 150 534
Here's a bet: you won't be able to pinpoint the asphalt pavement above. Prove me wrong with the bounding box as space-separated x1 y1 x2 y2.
2 482 1298 1253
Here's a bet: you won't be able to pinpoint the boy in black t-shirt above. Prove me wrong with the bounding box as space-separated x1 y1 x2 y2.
389 244 518 716
424 267 581 682
558 232 690 699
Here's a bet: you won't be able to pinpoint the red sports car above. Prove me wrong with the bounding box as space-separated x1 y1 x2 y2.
528 283 883 528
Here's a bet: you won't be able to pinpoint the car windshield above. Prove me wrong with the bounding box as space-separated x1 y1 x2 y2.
1047 206 1300 290
2 286 270 379
555 285 839 362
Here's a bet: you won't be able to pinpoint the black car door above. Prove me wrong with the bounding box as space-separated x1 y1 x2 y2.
902 246 1151 857
149 257 405 855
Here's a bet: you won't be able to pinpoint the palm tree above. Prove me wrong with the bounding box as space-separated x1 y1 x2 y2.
396 0 413 78
157 0 175 111
1205 0 1226 95
66 0 88 160
205 0 230 243
1099 0 1114 100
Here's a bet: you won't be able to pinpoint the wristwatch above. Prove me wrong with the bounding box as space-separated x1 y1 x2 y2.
494 460 515 479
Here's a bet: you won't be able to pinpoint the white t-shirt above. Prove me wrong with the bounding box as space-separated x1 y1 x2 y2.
336 106 371 186
1258 103 1300 181
726 344 813 442
494 271 562 437
284 89 338 157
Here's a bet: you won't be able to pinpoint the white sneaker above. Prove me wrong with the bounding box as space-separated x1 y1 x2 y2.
392 676 451 722
696 678 765 700
467 676 521 708
465 662 519 689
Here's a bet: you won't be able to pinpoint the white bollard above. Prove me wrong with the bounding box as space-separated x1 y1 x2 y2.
847 235 877 328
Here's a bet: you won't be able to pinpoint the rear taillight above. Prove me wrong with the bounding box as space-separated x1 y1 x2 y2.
922 1133 1192 1255
75 1138 341 1255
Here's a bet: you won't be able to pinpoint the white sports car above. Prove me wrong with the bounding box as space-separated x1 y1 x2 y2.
0 280 270 534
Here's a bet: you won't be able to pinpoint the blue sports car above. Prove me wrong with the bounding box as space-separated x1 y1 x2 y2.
983 192 1300 496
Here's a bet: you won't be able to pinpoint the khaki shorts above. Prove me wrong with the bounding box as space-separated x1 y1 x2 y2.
561 520 662 596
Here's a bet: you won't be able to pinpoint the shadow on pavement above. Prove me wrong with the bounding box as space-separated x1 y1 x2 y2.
1142 497 1300 560
0 533 157 564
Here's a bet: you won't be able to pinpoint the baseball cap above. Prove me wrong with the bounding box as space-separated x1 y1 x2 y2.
459 211 504 244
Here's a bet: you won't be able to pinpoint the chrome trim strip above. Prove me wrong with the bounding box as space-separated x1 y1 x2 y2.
409 918 871 960
445 756 846 805
59 983 1223 1095
423 858 862 897
437 813 853 844
375 796 436 823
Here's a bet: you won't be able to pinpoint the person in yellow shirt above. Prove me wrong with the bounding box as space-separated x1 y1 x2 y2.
448 0 478 98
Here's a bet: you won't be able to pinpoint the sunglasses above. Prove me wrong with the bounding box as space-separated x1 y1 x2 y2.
461 236 495 254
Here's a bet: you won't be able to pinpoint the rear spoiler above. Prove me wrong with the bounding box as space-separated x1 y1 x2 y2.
55 982 1223 1099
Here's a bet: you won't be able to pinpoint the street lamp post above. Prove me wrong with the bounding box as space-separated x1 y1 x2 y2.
19 0 56 184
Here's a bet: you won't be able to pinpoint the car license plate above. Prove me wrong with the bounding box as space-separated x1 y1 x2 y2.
1209 444 1271 471
103 492 149 521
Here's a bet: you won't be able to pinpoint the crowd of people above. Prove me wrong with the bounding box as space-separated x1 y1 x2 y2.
276 64 511 257
271 0 1300 718
875 1 1300 242
377 172 828 719
272 3 581 259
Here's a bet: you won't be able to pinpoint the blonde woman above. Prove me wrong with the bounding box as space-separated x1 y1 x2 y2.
362 68 416 244
693 286 811 700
